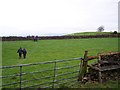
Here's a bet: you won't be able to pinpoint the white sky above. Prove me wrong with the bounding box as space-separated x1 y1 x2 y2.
0 0 119 36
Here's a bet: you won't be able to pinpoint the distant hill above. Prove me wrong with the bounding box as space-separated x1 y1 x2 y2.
66 32 115 36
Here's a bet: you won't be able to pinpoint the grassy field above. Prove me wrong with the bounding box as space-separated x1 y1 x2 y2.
2 38 119 88
2 38 119 66
66 32 117 36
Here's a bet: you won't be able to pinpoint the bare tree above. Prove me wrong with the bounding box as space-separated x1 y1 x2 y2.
97 25 104 32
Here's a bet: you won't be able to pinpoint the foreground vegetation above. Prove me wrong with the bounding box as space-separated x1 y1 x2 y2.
60 80 120 88
2 38 119 88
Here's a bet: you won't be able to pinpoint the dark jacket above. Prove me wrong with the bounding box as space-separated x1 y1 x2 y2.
17 48 23 54
22 49 27 54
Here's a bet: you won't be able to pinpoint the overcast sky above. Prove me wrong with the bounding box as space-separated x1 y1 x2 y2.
0 0 119 36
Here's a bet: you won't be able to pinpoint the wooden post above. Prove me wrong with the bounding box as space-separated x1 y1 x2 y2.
98 55 102 83
83 51 88 75
78 51 88 81
98 71 102 83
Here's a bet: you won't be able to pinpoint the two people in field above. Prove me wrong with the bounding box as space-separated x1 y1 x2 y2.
17 47 27 59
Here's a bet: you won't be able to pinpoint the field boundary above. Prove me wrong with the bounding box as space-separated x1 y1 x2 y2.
1 51 120 89
0 58 82 89
1 34 120 41
79 51 120 83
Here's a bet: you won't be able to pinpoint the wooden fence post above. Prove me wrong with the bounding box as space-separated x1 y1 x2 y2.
98 55 102 83
83 51 88 74
78 51 88 81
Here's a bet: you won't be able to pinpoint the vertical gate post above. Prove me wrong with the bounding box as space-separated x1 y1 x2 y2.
83 51 88 74
52 61 56 88
78 51 88 81
20 65 22 90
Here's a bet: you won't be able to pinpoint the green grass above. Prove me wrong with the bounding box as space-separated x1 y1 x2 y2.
72 80 120 88
2 38 119 88
2 38 119 66
66 32 116 36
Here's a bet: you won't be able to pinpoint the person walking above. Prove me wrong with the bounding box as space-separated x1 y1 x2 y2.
22 48 27 59
17 47 23 59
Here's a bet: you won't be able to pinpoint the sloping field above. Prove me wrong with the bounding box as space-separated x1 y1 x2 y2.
66 32 117 36
2 38 119 66
1 38 119 88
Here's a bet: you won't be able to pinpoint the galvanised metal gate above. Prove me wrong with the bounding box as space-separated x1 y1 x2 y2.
0 58 82 89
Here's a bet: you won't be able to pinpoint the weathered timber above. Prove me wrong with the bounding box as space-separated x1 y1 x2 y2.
83 51 88 74
81 51 120 84
87 56 98 61
98 56 102 83
87 65 100 71
99 52 120 56
99 60 120 64
100 65 120 71
79 51 88 81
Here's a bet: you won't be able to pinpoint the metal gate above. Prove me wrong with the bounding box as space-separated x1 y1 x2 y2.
0 58 82 89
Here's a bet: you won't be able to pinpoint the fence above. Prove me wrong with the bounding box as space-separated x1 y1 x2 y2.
2 34 120 41
2 51 118 89
0 57 83 89
78 51 120 83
